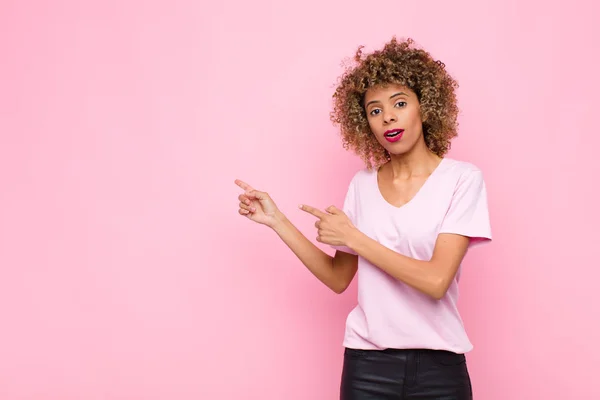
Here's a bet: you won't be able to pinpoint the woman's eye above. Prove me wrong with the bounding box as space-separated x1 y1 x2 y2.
395 101 407 108
369 109 381 116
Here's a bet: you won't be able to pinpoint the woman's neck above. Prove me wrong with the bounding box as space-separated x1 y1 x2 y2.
385 148 442 180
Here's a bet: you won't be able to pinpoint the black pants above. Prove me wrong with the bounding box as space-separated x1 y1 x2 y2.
340 348 473 400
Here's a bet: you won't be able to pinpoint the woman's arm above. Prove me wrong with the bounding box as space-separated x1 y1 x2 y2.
298 204 470 300
347 231 470 300
235 180 358 294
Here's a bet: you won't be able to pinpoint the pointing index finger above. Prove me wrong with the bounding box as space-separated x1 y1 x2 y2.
299 204 326 219
234 179 254 192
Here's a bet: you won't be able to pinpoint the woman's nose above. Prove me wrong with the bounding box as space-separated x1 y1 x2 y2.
383 111 397 124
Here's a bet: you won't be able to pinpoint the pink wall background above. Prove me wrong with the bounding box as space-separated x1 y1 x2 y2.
1 0 599 399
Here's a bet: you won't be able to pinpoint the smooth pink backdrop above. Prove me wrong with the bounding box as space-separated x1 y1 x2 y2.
1 0 599 399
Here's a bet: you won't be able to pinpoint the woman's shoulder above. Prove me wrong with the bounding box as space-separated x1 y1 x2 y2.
344 166 377 188
441 157 485 178
439 158 488 197
353 166 377 179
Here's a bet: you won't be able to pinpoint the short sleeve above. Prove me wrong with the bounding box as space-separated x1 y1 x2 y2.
330 175 358 255
439 169 492 248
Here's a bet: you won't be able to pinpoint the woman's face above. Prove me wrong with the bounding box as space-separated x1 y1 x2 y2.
364 84 425 156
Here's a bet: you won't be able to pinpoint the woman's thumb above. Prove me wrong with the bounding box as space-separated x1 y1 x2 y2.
246 190 269 200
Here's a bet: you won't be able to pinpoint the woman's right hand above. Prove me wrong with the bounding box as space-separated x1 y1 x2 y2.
234 179 284 228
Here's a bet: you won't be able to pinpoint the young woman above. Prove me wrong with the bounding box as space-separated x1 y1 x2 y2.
235 37 492 399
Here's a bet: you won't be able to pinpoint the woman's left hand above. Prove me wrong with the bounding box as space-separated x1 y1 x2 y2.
299 204 358 247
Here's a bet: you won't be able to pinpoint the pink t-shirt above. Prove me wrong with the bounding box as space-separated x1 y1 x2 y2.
331 157 492 354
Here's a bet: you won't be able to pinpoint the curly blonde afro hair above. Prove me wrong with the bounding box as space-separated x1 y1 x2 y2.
330 37 460 169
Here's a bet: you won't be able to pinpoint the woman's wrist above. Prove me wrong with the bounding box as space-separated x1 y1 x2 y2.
345 227 365 252
269 210 289 231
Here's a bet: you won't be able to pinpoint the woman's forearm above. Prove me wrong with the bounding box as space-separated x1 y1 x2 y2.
347 230 446 299
270 212 347 293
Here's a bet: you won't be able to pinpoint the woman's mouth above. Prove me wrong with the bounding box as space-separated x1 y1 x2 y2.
384 129 404 142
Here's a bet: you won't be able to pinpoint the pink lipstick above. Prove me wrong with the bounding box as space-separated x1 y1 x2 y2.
384 129 404 142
